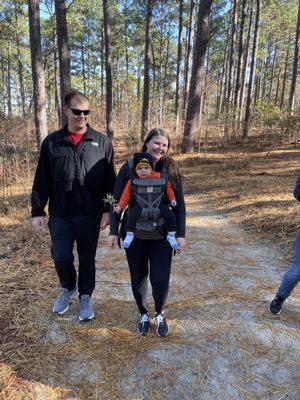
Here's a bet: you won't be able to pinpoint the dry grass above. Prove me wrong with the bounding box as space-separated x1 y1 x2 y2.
1 143 300 399
180 145 300 259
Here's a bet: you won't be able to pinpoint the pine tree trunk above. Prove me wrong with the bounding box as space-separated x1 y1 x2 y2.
226 0 237 105
103 0 113 139
55 0 71 126
242 0 260 142
280 47 290 110
0 55 6 113
100 26 104 109
6 44 12 117
267 46 277 101
181 0 213 153
141 0 154 141
183 0 195 116
274 67 281 106
234 0 247 107
238 0 253 128
15 10 26 118
163 21 171 118
288 0 300 113
175 0 183 131
28 0 48 150
53 26 61 127
81 39 86 94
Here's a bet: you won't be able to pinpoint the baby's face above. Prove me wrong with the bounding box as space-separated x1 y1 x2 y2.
136 165 152 178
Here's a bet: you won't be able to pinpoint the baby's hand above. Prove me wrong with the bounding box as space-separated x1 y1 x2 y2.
171 199 177 207
114 204 121 213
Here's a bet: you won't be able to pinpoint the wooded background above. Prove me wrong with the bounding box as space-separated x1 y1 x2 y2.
0 0 299 156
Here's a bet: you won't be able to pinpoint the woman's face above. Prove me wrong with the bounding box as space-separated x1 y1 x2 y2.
145 135 169 163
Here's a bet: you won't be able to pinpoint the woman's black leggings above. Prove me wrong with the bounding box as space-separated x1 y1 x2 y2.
125 237 173 315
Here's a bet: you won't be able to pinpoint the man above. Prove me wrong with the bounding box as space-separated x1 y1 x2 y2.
31 90 116 321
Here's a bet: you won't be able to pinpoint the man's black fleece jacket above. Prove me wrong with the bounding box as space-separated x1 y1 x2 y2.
31 125 116 218
110 159 186 237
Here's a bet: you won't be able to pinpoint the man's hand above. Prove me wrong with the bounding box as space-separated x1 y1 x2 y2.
176 237 186 254
32 216 44 234
108 235 118 248
100 212 110 230
114 204 121 213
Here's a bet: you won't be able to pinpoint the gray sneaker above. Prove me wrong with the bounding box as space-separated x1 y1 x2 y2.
53 286 77 314
79 295 94 321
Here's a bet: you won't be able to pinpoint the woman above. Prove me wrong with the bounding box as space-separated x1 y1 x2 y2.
108 128 186 337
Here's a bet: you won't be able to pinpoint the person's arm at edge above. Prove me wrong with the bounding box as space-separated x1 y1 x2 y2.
293 176 300 201
31 138 52 233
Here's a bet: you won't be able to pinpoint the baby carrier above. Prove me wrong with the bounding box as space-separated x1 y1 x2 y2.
121 158 170 240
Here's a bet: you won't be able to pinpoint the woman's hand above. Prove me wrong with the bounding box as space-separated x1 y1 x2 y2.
108 235 118 248
176 237 186 254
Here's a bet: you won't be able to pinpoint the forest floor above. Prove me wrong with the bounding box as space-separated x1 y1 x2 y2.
1 144 300 400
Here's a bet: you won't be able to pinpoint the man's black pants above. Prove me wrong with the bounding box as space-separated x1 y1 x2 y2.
48 214 101 296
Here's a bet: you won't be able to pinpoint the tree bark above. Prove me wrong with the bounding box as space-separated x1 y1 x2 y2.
28 0 48 150
6 44 12 117
183 0 195 116
267 46 277 101
226 0 237 105
53 23 61 126
280 46 290 110
288 0 300 113
242 0 260 142
274 67 281 106
238 0 253 127
81 39 86 94
234 0 246 107
55 0 71 126
181 0 213 153
15 9 26 118
102 0 113 139
175 0 184 131
141 0 154 141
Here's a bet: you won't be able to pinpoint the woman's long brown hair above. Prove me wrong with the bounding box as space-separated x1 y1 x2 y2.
141 128 183 188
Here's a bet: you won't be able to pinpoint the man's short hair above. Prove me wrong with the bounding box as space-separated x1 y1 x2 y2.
65 91 89 106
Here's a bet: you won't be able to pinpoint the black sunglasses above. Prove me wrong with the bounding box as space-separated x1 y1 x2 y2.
68 106 90 116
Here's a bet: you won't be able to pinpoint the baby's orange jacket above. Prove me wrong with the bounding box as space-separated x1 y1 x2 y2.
118 171 176 210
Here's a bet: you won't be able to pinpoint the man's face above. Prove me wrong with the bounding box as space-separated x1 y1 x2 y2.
64 99 90 132
136 165 152 179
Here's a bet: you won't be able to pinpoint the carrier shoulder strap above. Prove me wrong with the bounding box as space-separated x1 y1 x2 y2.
160 165 168 182
127 158 136 181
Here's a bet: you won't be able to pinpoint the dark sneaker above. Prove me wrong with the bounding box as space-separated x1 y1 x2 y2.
53 286 77 314
137 314 150 335
269 294 285 315
79 295 94 321
155 313 169 337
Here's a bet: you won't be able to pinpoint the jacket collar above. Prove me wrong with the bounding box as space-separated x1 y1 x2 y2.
58 124 95 143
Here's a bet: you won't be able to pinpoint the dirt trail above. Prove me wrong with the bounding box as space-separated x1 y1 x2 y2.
44 198 300 400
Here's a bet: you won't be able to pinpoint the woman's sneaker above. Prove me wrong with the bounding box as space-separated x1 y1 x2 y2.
137 314 150 335
269 293 285 315
155 313 169 337
53 286 77 314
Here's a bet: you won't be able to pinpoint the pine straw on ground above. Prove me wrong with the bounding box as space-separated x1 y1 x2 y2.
1 145 300 399
179 145 300 259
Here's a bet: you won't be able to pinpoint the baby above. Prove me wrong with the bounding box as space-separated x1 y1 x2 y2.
115 152 179 249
